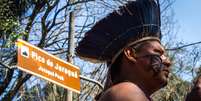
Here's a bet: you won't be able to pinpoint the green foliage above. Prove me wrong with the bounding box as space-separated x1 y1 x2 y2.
0 0 26 47
0 0 17 34
153 74 191 101
0 0 33 17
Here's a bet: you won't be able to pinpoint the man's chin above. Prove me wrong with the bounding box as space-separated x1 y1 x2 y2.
161 80 168 87
161 75 170 87
155 74 169 88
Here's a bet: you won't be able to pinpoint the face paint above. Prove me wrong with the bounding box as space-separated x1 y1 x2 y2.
136 54 165 74
149 55 165 73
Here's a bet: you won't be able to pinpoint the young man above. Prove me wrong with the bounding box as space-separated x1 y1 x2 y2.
97 40 171 101
76 0 201 100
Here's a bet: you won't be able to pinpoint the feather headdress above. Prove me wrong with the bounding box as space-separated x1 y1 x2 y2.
76 0 161 63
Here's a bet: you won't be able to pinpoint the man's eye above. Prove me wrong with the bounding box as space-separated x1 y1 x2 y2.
153 49 164 55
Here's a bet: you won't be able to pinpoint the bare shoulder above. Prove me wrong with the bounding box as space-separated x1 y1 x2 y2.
98 82 149 101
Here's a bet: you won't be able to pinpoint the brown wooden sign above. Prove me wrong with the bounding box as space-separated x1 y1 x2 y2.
17 39 80 93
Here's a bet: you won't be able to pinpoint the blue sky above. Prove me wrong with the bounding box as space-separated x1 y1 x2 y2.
173 0 201 43
172 0 201 81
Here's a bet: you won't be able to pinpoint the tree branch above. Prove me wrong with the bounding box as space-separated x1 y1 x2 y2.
167 41 201 51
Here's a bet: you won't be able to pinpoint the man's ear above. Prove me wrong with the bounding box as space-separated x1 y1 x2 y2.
123 47 136 62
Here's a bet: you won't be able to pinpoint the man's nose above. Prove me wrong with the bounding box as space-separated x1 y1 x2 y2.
161 55 172 67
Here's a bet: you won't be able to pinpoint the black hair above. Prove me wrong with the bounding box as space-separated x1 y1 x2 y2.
95 53 123 100
110 52 124 84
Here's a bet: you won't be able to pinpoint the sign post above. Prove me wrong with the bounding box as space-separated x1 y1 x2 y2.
17 39 80 93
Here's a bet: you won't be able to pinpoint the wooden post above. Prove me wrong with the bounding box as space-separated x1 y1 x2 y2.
66 2 75 101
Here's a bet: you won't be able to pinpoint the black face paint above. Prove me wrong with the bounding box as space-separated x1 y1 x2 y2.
137 54 169 87
147 55 170 87
137 54 165 74
149 55 165 73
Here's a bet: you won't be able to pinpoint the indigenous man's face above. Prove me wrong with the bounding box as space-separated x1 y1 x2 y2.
134 40 171 88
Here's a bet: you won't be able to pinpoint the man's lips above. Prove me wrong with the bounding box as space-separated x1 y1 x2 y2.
162 68 170 77
163 69 170 74
161 64 170 73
